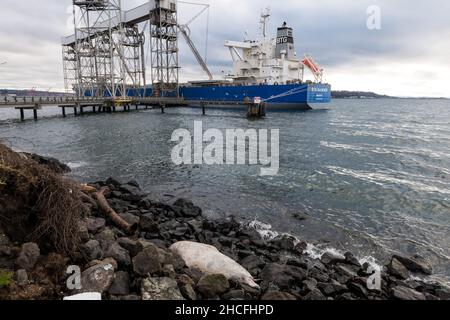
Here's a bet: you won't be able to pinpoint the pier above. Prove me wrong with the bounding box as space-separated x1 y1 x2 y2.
0 96 266 121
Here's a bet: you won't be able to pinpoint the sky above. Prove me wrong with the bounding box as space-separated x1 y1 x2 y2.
0 0 449 97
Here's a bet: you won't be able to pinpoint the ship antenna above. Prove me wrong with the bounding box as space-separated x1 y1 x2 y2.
260 7 271 38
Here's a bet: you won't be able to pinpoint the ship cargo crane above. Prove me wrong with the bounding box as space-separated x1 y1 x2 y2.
178 1 213 80
178 25 212 80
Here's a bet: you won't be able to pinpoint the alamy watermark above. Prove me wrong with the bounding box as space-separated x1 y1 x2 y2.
171 121 280 176
367 5 382 30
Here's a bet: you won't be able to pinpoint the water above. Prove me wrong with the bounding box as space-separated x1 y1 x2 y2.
1 98 449 283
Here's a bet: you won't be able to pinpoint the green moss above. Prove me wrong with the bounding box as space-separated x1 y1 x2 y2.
0 269 13 287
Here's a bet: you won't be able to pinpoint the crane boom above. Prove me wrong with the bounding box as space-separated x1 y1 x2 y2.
179 25 213 80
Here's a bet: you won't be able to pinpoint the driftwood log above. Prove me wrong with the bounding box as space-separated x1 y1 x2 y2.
94 187 137 235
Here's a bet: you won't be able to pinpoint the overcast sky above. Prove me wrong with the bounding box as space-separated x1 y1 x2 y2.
0 0 449 97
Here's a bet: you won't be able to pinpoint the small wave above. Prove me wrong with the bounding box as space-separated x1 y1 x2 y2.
244 219 384 272
326 166 450 195
67 161 88 169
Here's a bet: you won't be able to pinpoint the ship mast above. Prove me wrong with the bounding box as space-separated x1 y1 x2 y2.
260 8 271 38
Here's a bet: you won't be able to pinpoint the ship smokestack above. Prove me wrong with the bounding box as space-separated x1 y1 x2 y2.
276 23 295 59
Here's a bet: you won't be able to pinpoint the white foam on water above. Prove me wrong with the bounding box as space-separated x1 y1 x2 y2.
67 161 88 169
244 219 384 272
245 218 279 241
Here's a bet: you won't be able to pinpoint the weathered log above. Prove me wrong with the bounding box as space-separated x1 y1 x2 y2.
94 187 137 235
79 192 98 208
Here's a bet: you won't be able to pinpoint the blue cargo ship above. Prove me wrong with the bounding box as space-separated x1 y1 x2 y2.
177 10 331 110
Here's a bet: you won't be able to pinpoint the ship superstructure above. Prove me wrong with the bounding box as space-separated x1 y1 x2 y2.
224 11 313 86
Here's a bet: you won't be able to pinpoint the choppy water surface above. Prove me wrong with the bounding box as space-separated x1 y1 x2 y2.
1 98 449 283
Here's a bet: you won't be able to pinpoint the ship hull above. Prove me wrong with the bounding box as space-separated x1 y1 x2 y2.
179 83 331 111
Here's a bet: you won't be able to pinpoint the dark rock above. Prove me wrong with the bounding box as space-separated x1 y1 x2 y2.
302 278 318 293
80 262 115 294
180 284 197 300
344 252 361 267
119 212 140 226
95 228 116 243
219 236 236 247
162 264 176 279
187 219 203 234
317 280 347 296
260 263 295 290
197 274 230 298
141 277 184 300
15 269 29 286
262 291 297 300
303 288 326 300
321 252 346 265
289 265 307 282
291 211 309 221
80 240 103 261
117 238 143 258
222 289 245 300
309 267 330 283
336 264 358 279
139 214 159 233
119 184 143 195
118 295 141 301
15 243 40 271
347 280 368 299
172 199 202 218
435 288 450 300
286 256 308 269
392 255 433 275
294 241 308 254
105 242 131 267
108 271 130 296
147 239 167 249
23 153 71 174
132 244 162 276
87 218 106 234
127 180 140 188
106 177 122 188
391 286 426 300
240 255 265 270
388 257 410 280
270 235 296 251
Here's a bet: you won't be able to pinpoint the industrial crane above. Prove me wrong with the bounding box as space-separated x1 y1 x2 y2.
178 1 213 80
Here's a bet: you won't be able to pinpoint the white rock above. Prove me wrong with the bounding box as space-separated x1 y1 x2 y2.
170 241 259 289
63 292 102 301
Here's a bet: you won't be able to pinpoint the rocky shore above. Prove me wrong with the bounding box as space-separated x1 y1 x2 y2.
0 148 449 300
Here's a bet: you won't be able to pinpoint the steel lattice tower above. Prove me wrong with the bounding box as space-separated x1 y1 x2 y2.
150 1 179 97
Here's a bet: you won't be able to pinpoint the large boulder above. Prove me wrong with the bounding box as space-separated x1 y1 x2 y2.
108 271 130 296
170 241 258 289
104 243 131 267
15 243 40 271
391 286 426 300
132 244 162 276
80 240 103 261
87 218 106 234
172 199 202 218
196 274 230 298
320 251 346 266
141 277 184 300
392 255 432 275
388 257 410 280
80 262 115 294
260 263 295 290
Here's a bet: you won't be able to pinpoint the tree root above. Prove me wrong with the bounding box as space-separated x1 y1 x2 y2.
94 187 137 235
